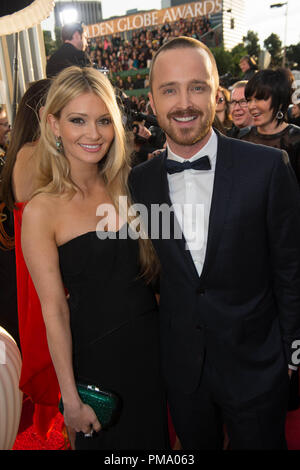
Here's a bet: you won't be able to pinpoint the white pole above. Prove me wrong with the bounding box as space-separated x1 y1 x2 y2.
21 29 35 83
31 25 44 79
282 1 289 67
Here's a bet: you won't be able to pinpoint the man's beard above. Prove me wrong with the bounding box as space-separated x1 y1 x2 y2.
156 107 214 147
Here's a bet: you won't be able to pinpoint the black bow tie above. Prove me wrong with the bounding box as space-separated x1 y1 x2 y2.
165 155 211 174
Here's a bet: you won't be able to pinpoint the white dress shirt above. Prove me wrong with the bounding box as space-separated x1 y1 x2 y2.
167 129 218 277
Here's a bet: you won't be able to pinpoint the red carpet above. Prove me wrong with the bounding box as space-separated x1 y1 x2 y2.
12 395 300 450
12 397 69 450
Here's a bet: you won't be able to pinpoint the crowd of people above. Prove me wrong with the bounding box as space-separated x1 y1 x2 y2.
86 15 214 105
1 18 300 452
86 15 213 74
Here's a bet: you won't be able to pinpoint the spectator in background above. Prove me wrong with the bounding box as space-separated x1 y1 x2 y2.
215 86 232 132
131 50 139 69
241 68 300 186
112 33 121 49
115 76 123 89
138 52 147 69
144 74 150 89
227 81 253 138
134 74 145 89
46 23 91 78
137 96 147 112
288 103 300 127
0 106 10 156
239 56 258 81
129 95 139 111
288 73 300 127
124 75 134 91
0 78 51 367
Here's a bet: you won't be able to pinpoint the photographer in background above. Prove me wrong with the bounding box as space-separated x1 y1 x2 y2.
117 90 165 166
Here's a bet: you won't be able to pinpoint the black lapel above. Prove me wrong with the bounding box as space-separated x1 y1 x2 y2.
158 150 173 206
199 130 234 282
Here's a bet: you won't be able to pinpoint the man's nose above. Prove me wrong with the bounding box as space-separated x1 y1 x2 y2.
232 104 244 113
177 89 192 109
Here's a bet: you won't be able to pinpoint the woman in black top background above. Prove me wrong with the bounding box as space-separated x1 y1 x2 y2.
241 68 300 185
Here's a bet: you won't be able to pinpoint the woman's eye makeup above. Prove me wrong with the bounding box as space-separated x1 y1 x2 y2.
98 117 112 125
69 117 85 124
68 116 112 125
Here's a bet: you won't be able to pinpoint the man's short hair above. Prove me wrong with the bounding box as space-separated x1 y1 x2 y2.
149 36 219 92
231 80 248 90
231 80 248 95
62 23 83 42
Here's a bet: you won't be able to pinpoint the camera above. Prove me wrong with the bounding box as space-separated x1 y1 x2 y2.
119 93 166 150
219 72 239 89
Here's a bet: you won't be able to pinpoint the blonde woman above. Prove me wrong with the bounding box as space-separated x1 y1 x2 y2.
21 66 168 450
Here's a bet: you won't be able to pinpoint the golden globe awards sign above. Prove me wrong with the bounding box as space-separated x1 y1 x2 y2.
86 0 222 38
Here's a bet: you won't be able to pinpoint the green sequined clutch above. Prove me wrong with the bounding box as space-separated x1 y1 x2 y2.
58 383 121 429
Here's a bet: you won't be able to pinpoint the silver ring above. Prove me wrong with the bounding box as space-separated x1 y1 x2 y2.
84 431 93 437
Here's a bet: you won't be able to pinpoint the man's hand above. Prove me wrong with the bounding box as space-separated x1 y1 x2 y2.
135 123 151 140
148 149 164 160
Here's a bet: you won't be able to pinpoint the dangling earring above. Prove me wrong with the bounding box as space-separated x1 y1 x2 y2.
55 136 63 153
276 110 284 120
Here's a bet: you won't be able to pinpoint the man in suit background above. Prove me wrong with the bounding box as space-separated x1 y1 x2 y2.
46 23 91 78
226 80 253 138
129 37 300 450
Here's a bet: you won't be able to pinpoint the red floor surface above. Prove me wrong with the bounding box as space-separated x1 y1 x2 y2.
11 396 300 450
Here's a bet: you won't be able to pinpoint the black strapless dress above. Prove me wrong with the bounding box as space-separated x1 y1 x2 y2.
58 226 169 450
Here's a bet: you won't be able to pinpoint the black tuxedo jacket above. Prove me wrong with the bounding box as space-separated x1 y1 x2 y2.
46 43 91 78
129 131 300 402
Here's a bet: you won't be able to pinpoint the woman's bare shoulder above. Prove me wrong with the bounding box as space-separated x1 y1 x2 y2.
15 142 37 162
23 193 60 225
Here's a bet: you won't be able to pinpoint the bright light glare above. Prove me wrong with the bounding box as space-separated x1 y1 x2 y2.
60 8 78 25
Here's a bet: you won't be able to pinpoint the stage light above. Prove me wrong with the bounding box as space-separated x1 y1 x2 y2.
60 8 78 25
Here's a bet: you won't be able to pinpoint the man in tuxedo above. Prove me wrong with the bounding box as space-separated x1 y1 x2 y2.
129 37 300 450
46 23 91 78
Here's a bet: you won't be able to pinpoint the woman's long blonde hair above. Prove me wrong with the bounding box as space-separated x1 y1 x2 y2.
34 66 159 282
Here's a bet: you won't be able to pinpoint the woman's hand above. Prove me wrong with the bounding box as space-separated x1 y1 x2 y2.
63 401 102 435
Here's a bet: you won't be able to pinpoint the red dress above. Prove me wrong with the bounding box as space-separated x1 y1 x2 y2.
14 203 60 437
